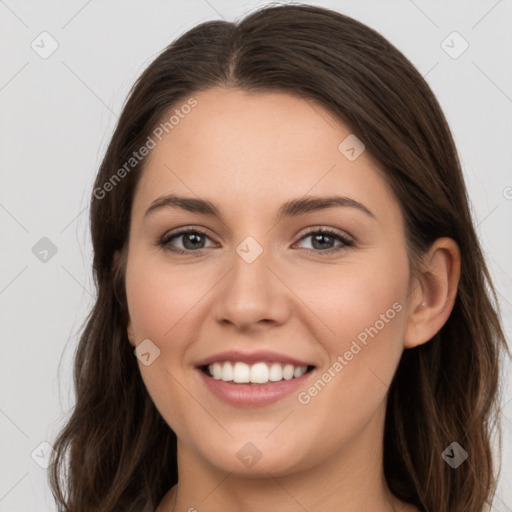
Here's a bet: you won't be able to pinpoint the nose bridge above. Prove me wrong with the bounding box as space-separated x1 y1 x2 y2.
230 234 274 302
214 233 290 327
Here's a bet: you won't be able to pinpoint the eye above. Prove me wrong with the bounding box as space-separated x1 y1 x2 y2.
295 228 355 256
157 228 216 255
156 226 355 257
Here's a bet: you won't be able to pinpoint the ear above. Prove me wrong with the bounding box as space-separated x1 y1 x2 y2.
112 249 135 347
404 237 461 349
127 318 136 347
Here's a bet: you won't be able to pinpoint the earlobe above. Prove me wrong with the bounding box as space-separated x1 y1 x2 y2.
127 320 136 347
404 237 461 349
111 249 134 345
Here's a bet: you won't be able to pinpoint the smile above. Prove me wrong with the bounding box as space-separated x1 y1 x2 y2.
202 361 315 384
197 363 317 407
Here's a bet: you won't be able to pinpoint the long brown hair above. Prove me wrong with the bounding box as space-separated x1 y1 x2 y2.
49 4 509 511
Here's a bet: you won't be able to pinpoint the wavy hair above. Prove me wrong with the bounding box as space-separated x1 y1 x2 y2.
49 3 509 511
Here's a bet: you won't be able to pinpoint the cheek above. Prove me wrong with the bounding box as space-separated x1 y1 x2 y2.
125 252 205 341
125 253 205 433
291 251 407 342
299 250 408 415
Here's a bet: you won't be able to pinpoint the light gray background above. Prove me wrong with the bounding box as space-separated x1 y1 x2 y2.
1 0 511 510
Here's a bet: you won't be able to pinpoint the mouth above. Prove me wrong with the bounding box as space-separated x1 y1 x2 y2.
193 350 318 406
196 361 318 407
198 362 317 385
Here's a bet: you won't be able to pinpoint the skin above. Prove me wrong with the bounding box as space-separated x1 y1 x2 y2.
121 87 460 511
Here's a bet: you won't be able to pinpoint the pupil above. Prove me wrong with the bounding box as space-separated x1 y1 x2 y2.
313 234 333 250
184 233 204 250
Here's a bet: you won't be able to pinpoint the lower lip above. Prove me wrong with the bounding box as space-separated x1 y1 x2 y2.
196 368 315 407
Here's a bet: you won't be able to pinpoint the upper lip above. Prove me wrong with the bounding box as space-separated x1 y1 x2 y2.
195 350 316 368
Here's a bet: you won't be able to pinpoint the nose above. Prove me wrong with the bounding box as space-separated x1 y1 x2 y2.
212 243 291 331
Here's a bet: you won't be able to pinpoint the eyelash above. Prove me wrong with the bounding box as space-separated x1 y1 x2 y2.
155 226 356 257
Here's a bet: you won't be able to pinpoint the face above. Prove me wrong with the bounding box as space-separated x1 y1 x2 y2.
124 87 414 477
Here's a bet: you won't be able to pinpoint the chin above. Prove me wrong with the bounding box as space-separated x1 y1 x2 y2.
194 437 310 477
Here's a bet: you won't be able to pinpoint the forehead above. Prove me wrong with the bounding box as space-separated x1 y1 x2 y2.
132 87 400 224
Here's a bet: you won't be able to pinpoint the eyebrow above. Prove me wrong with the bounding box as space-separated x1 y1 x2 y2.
143 193 376 221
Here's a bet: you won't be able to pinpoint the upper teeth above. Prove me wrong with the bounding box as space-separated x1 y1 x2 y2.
208 361 309 384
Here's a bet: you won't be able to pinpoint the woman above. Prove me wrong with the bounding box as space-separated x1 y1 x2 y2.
49 4 509 511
